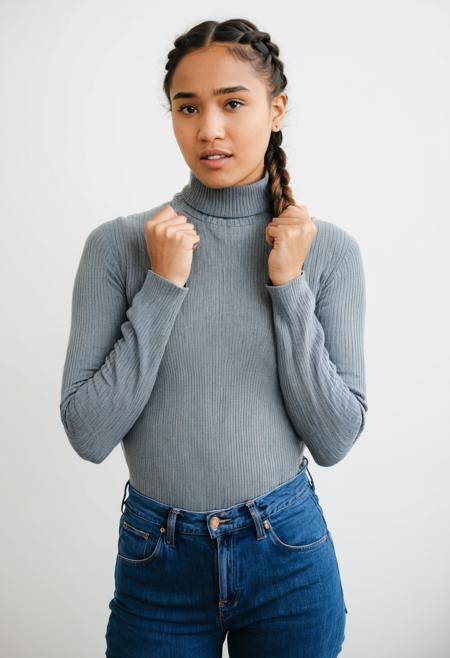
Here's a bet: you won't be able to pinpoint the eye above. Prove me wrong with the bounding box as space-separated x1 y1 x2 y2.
178 105 197 115
177 99 244 115
226 99 243 110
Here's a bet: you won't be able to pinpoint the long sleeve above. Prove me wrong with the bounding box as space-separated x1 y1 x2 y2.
265 235 368 467
59 219 189 464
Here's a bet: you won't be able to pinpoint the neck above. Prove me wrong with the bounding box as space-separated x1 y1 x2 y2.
179 168 273 219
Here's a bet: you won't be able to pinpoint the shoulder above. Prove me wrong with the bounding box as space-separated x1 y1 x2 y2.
310 217 364 287
88 202 170 244
85 201 172 265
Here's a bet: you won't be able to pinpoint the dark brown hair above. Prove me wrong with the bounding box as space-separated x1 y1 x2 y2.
163 18 295 217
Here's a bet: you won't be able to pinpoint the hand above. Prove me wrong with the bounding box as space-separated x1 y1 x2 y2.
265 204 317 286
144 205 200 288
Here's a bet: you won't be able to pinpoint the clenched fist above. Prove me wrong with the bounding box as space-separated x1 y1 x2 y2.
265 204 317 286
144 205 200 289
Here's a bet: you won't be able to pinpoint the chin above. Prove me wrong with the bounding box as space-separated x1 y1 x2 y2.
193 167 236 188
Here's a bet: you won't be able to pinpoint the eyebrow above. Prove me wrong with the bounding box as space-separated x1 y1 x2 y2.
172 85 251 101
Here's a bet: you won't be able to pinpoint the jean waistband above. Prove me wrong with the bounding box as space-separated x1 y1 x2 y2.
119 456 315 539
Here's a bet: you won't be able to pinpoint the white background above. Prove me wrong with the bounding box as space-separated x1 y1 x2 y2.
1 1 449 656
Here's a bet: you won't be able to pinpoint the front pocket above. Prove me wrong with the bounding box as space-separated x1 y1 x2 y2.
264 490 329 553
117 513 163 565
265 519 328 551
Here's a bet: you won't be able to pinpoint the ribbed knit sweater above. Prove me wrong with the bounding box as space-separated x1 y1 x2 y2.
59 168 368 511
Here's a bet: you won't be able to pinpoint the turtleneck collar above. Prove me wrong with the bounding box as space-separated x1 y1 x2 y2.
175 168 273 224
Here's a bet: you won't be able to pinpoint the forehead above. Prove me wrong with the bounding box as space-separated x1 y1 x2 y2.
170 45 263 98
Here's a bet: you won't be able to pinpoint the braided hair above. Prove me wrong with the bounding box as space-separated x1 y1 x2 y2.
163 18 295 218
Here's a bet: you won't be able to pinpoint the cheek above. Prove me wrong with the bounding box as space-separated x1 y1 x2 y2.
238 113 270 139
172 120 191 145
238 122 271 156
175 133 196 160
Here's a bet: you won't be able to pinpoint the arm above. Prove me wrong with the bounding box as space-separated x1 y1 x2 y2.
59 219 189 464
265 235 368 466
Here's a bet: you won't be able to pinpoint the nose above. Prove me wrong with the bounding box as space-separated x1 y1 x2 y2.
197 108 226 142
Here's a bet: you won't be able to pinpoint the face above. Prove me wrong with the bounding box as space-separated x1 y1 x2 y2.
169 44 286 188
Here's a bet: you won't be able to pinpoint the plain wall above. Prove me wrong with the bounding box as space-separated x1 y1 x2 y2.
1 0 449 656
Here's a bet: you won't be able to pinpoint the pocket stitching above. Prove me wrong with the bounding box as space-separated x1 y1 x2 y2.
266 521 329 552
117 533 163 565
122 520 150 540
117 516 163 565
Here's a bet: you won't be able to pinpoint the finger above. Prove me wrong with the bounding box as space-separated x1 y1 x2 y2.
266 225 282 237
279 204 308 219
269 217 302 226
149 204 179 224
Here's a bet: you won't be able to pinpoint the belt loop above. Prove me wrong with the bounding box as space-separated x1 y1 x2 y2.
304 457 316 493
245 499 266 540
166 508 181 546
121 479 130 513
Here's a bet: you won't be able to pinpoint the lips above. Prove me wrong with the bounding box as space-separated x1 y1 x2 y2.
200 150 233 159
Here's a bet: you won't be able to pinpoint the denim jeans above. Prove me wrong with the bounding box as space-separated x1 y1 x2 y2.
105 456 348 657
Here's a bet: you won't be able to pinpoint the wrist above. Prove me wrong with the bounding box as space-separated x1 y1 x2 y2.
269 269 304 286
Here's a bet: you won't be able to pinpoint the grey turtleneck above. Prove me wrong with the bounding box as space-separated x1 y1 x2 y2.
59 169 368 511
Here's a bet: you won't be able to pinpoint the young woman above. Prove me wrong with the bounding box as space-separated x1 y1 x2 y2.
60 17 368 658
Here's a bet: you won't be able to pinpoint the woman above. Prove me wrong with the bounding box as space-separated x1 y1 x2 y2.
60 18 368 658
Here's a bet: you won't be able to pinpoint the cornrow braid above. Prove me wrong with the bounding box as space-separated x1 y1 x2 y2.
163 18 296 217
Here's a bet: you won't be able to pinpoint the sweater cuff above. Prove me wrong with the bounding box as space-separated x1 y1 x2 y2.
265 270 315 320
133 269 189 307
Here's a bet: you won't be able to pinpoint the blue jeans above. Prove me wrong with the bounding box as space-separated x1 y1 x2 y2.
105 456 347 657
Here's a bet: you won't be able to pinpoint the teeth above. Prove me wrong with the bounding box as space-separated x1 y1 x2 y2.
206 154 228 160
